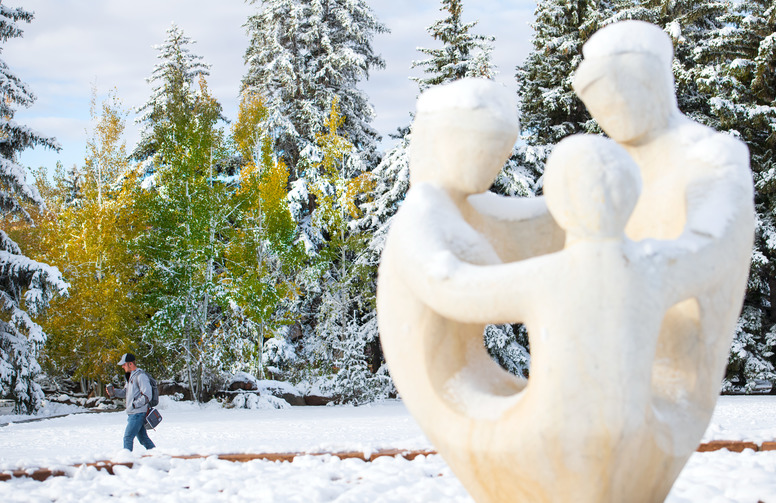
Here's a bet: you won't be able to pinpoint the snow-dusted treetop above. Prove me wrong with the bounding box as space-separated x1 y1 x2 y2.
137 23 210 121
411 0 496 89
242 0 388 168
134 23 214 161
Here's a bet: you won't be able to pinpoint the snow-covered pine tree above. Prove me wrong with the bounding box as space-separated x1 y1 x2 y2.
282 99 388 401
324 313 394 404
242 0 387 169
605 0 729 126
353 132 410 272
411 0 496 89
693 0 776 391
132 23 212 162
510 0 611 207
516 0 607 147
0 4 67 413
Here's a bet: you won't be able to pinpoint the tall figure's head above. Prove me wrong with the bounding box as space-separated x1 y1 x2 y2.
410 78 519 194
573 21 680 145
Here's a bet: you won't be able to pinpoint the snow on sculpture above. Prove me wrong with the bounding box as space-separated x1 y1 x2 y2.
376 21 754 503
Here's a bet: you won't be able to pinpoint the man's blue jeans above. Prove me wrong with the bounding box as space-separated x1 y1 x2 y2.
123 412 155 451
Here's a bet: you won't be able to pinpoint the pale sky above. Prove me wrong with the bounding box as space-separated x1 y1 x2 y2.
5 0 537 174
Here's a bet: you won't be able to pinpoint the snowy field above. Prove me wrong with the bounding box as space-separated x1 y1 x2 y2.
1 396 775 502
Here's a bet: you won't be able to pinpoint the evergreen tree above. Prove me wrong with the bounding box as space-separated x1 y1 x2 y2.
0 4 67 413
511 0 612 206
694 0 776 391
411 0 496 89
353 133 410 271
242 0 388 168
355 1 536 386
287 99 381 398
606 0 729 125
516 0 607 147
133 23 212 162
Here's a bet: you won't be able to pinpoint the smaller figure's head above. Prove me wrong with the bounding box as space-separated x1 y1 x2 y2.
573 21 679 144
410 78 519 194
118 352 137 372
544 134 641 240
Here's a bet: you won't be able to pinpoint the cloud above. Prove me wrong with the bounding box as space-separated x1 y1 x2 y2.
6 0 254 171
6 0 538 169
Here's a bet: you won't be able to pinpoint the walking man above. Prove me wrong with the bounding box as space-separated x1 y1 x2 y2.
107 353 156 451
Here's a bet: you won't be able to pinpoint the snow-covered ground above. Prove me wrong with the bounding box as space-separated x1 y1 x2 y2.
1 396 775 502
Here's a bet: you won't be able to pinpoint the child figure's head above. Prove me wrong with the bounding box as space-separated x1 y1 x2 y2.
543 134 642 241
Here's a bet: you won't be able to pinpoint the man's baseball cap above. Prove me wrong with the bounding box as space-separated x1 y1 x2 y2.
117 353 135 365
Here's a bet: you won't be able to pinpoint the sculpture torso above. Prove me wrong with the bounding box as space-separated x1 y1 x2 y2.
622 118 754 428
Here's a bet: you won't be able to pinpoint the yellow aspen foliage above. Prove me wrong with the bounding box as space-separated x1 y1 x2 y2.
19 90 148 383
223 91 303 373
343 172 376 219
233 91 269 161
312 98 375 226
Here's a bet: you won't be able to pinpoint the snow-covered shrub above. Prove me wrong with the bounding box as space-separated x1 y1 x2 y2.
262 334 299 378
231 391 289 410
322 315 395 405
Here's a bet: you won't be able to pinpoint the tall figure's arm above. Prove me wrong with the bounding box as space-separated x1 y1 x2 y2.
649 167 754 306
467 192 565 262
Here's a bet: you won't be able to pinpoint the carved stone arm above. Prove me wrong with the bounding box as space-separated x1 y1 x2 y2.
642 173 753 306
466 192 565 262
393 229 546 325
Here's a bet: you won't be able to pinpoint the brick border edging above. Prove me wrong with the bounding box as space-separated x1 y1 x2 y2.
0 448 437 482
697 440 776 452
3 441 774 483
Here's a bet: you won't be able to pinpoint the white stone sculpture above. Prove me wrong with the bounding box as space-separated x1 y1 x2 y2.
376 21 754 503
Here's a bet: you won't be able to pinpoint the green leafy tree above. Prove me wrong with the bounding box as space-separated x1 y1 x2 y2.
134 28 232 400
224 91 304 376
137 77 230 401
